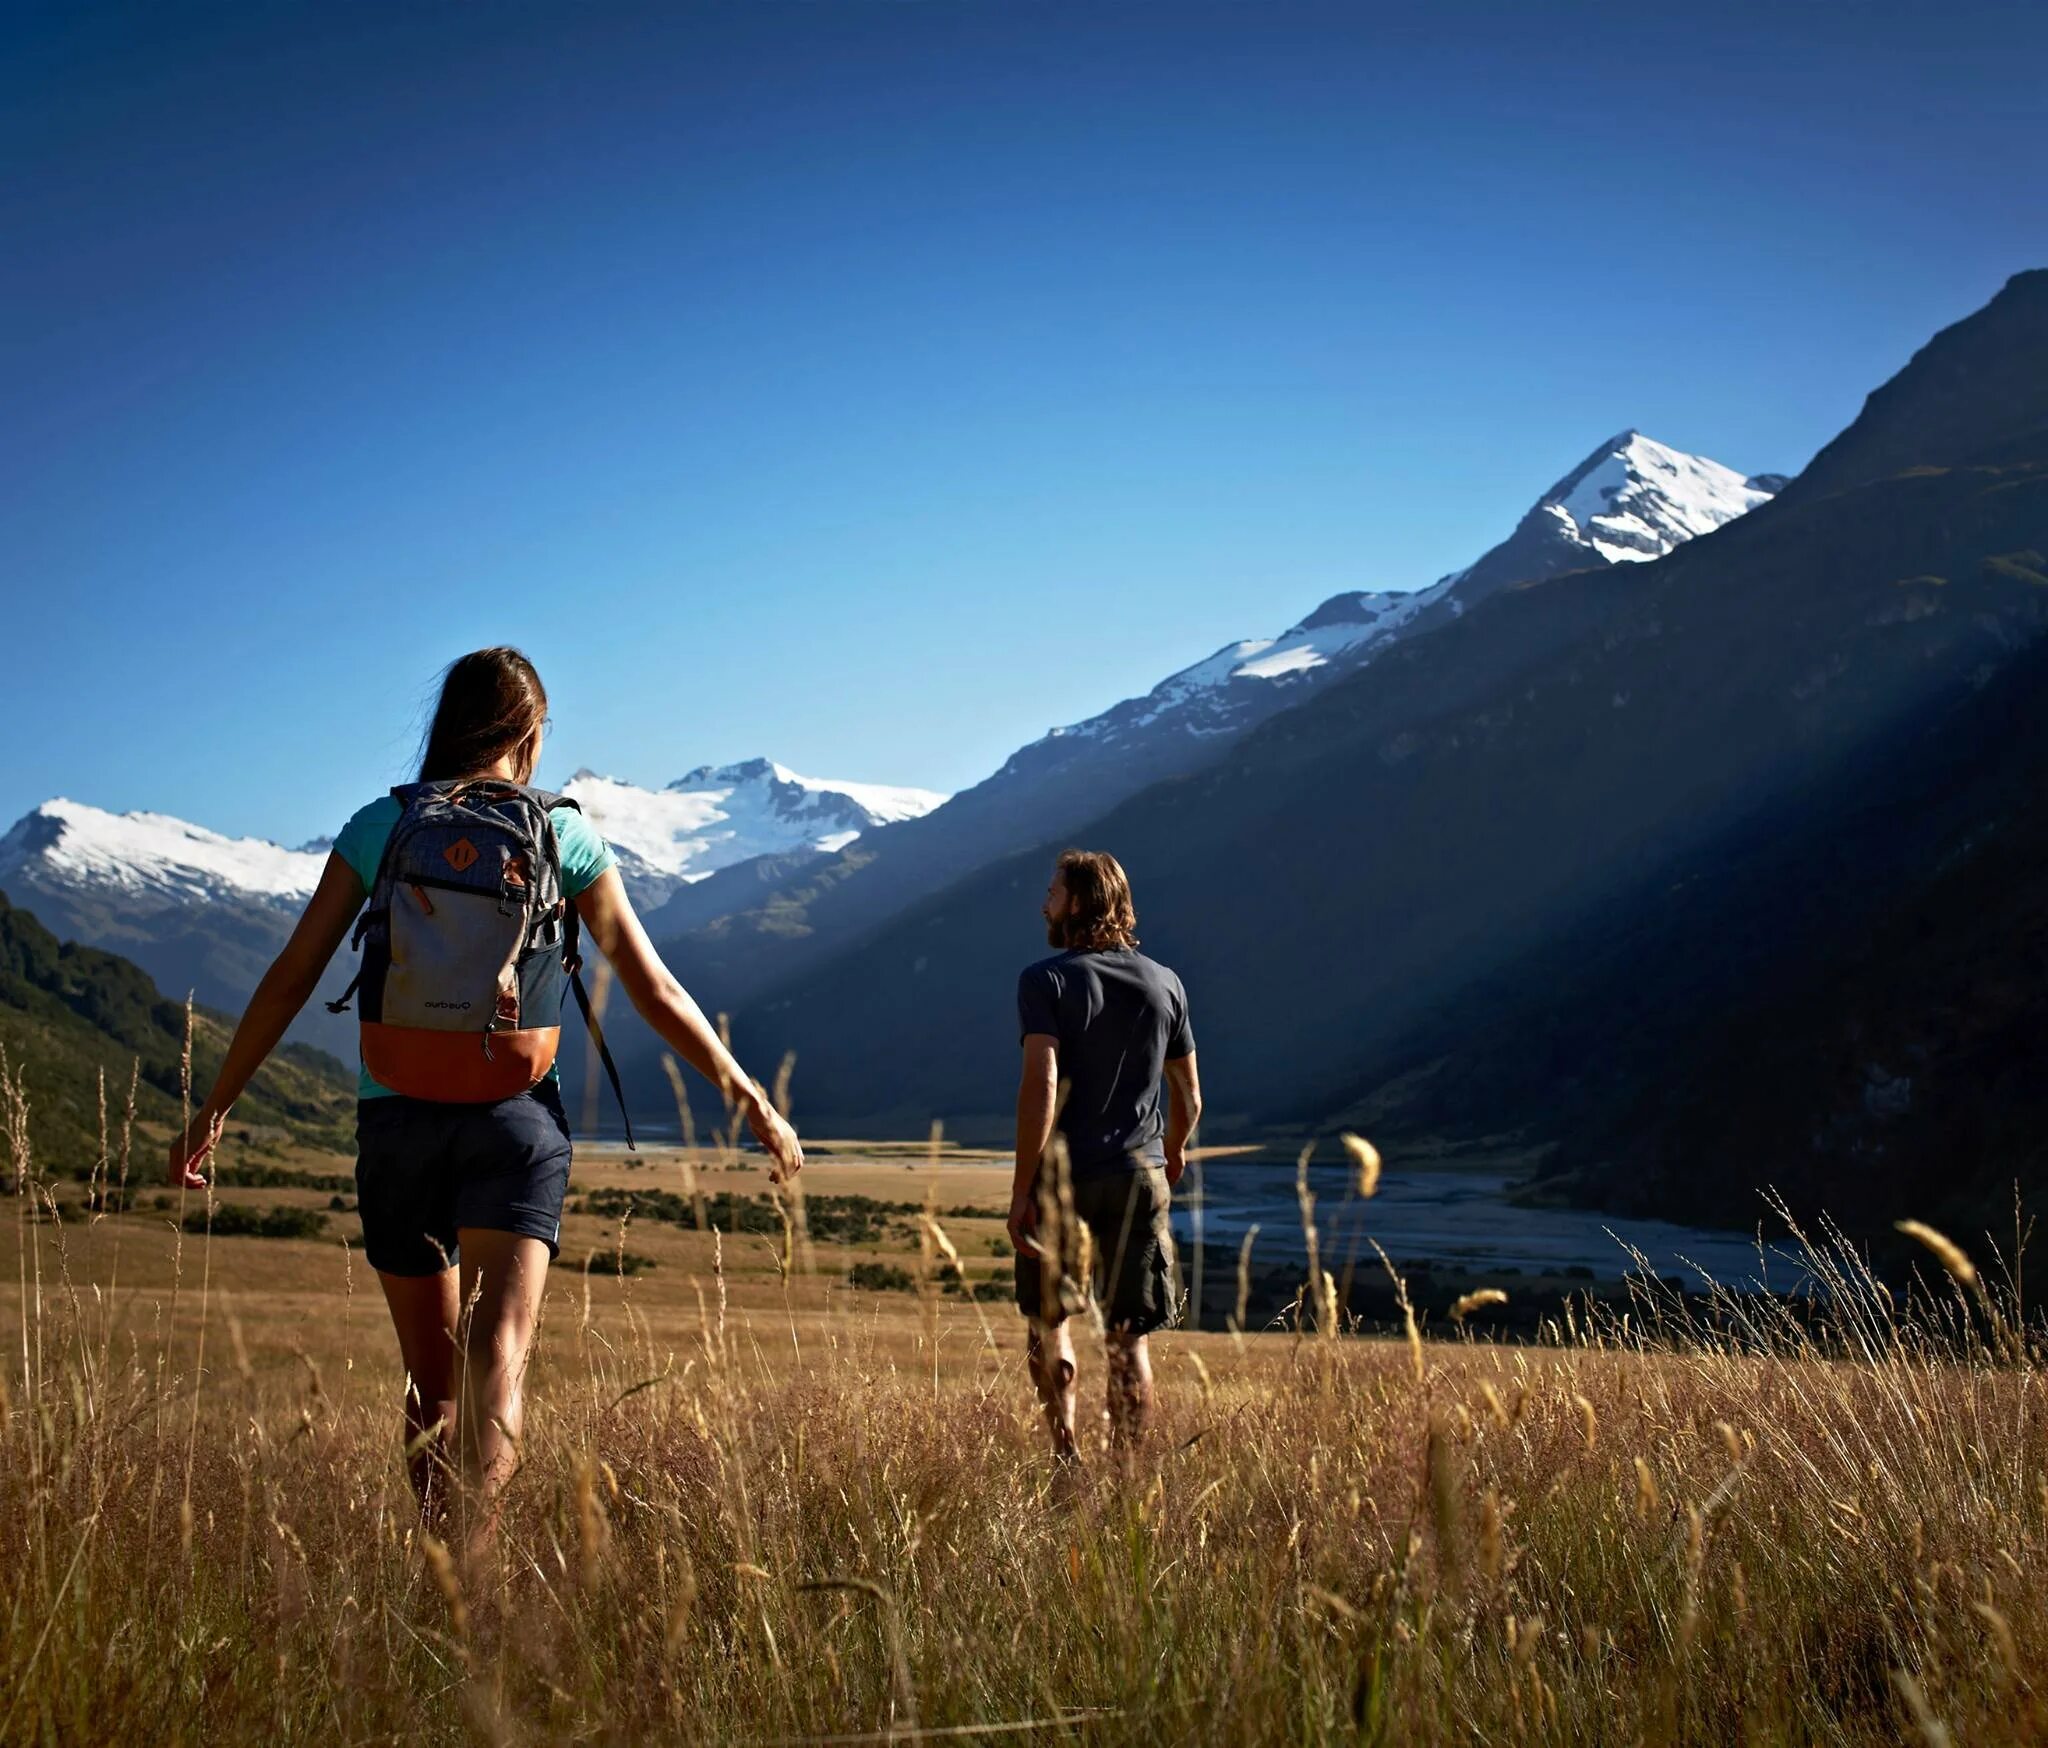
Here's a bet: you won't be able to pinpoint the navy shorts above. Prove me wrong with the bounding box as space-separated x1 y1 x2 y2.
354 1082 574 1276
1015 1165 1180 1335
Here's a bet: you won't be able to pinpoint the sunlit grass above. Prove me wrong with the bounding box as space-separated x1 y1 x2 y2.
3 1047 2044 1744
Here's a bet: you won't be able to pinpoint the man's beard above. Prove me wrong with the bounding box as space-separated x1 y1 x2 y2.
1045 917 1067 949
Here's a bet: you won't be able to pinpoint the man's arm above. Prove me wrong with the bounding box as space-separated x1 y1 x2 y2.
1163 1052 1202 1186
1008 1035 1059 1252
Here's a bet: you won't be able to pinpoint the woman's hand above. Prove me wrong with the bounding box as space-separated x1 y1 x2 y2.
168 1110 226 1189
745 1094 804 1184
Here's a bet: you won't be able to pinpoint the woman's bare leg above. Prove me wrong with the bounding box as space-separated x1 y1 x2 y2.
375 1268 461 1521
454 1229 552 1553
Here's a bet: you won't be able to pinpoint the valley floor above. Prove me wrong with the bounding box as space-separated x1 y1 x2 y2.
3 1127 2043 1744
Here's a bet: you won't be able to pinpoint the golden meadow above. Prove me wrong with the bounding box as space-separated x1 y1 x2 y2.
3 1044 2043 1746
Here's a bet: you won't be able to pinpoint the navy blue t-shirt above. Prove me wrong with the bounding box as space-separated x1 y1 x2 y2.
1018 948 1195 1176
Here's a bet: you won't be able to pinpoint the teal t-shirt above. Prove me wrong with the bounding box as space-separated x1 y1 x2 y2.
332 795 618 1101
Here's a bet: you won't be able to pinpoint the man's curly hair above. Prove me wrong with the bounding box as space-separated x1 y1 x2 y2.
1055 849 1139 952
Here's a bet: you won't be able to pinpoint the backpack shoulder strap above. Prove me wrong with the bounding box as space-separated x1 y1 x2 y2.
327 798 404 1016
568 960 636 1153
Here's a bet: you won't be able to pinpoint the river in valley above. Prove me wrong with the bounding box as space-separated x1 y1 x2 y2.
1170 1157 1785 1287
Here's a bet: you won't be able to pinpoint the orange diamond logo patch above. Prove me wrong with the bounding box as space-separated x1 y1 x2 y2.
443 837 480 872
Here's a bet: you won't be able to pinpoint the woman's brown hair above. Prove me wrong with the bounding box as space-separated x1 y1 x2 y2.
1055 849 1139 952
418 647 549 783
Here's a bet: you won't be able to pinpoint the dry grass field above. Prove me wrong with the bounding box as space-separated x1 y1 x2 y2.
4 1066 2044 1745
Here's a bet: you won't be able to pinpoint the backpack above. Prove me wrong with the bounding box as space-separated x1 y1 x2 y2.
328 779 634 1147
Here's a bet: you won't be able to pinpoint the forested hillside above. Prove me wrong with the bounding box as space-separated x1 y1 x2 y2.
0 891 354 1172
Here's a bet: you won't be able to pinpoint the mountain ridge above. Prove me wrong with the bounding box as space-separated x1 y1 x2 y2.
627 428 1777 1045
0 760 949 1049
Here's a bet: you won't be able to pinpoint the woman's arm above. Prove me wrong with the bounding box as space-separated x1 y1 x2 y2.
168 852 367 1186
573 869 803 1181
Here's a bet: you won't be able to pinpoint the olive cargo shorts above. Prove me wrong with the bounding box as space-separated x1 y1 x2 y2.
1015 1164 1179 1335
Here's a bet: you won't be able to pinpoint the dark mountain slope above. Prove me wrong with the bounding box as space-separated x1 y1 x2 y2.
1322 590 2048 1236
720 273 2048 1145
1568 630 2048 1241
1786 268 2048 502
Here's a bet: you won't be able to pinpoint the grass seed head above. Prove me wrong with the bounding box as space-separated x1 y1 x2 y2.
1715 1420 1744 1467
1479 1489 1505 1583
1340 1132 1382 1198
1634 1456 1660 1522
1891 1669 1954 1748
1971 1601 2019 1685
1450 1288 1508 1325
1894 1220 1978 1289
420 1534 469 1641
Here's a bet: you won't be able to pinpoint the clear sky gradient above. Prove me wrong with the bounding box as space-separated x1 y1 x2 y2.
4 1 2043 845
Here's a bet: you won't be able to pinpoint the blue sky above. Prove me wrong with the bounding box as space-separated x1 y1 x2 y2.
4 1 2043 845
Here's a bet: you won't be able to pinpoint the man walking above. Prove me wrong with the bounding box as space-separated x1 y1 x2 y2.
1009 849 1201 1474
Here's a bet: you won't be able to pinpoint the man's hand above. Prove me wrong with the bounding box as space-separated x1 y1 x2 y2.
168 1110 225 1189
1163 1147 1188 1188
1007 1185 1040 1257
745 1093 804 1184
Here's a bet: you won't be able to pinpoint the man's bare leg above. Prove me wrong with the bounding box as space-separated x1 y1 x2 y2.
1025 1317 1079 1462
1104 1330 1154 1454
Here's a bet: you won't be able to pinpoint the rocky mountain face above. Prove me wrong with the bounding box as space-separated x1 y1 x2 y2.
704 272 2048 1240
631 431 1778 1039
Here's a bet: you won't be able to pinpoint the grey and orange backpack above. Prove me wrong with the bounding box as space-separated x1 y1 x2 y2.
328 779 634 1146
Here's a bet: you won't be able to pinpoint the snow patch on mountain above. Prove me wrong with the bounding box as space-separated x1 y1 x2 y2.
562 760 948 905
0 800 323 907
1025 581 1456 760
1543 432 1775 565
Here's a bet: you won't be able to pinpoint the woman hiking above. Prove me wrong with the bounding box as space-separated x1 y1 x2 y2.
168 646 803 1545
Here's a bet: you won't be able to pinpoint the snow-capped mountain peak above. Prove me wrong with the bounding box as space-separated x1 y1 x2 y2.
1538 431 1776 566
1004 431 1775 774
0 799 323 907
664 758 948 826
0 760 951 924
563 762 948 905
